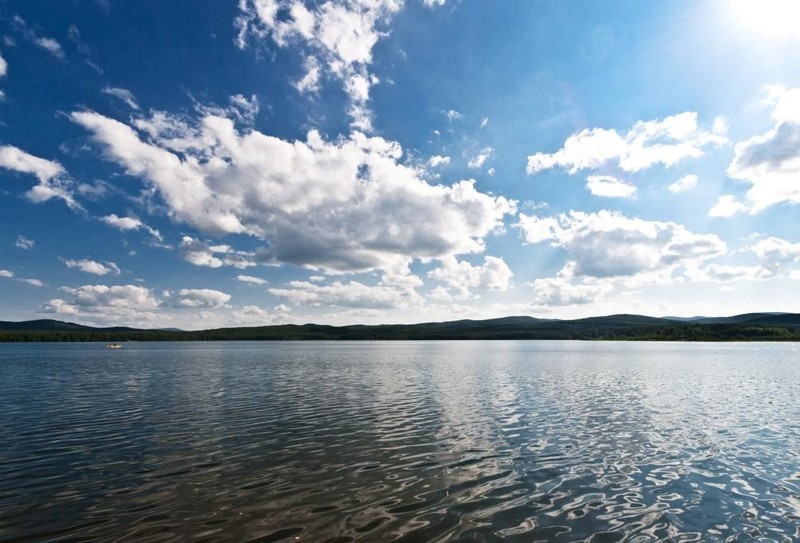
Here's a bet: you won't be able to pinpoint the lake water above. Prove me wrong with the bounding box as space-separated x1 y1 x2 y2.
1 341 799 542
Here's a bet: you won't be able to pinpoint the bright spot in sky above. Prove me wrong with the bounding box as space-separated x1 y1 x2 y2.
731 0 800 39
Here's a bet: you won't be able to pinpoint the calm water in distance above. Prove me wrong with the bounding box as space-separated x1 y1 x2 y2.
1 341 800 542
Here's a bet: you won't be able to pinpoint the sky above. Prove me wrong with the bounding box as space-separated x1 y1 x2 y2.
1 0 800 329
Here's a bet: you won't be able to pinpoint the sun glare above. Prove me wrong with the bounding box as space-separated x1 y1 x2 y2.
731 0 800 39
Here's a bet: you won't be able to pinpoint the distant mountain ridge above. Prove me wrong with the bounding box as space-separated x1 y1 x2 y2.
1 313 799 341
0 319 141 332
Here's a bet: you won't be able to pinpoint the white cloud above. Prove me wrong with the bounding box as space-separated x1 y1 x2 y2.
480 117 489 128
41 284 161 322
64 258 121 276
102 86 140 110
40 298 79 315
236 274 268 284
15 235 34 250
269 279 422 309
423 0 446 7
13 17 65 60
445 109 461 121
751 236 800 273
172 288 231 308
0 145 64 182
0 269 46 286
77 180 111 199
708 195 747 218
586 175 636 198
686 264 767 282
428 155 450 167
517 210 725 278
100 214 162 240
528 276 611 307
197 94 260 125
294 56 321 93
72 110 515 275
33 37 64 59
0 145 78 208
668 174 698 193
516 214 560 244
527 112 726 174
467 147 494 169
428 255 513 298
101 214 142 231
229 304 293 326
723 86 800 214
235 0 402 130
0 51 7 77
179 236 255 269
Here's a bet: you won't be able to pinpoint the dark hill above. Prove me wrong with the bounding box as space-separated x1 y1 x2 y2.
0 319 142 332
0 313 798 342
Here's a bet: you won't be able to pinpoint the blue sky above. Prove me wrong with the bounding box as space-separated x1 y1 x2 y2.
2 0 800 329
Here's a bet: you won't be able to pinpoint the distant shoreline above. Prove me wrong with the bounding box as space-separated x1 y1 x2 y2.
2 313 799 342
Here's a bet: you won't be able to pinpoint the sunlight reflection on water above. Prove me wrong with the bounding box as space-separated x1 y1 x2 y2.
1 341 799 542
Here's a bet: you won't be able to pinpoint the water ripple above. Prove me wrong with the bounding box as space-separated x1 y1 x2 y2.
1 341 799 542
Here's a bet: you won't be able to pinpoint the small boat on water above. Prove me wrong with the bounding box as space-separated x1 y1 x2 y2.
106 343 123 349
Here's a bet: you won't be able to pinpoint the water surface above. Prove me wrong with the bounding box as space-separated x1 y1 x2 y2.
1 341 799 542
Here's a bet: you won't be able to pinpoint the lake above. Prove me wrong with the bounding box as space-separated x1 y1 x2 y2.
1 341 799 542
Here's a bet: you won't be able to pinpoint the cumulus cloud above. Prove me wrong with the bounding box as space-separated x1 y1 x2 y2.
72 109 515 275
0 51 6 77
751 236 800 273
236 274 268 284
0 145 64 181
172 288 231 308
428 255 513 298
15 235 34 249
102 86 140 110
527 112 726 174
428 155 450 168
668 174 698 193
100 214 162 240
197 94 261 125
64 258 121 276
0 145 78 208
528 276 611 307
686 263 767 283
179 236 255 269
77 180 112 200
235 0 402 129
269 279 422 309
467 147 494 169
517 210 725 278
586 175 636 198
101 214 142 231
41 284 161 322
708 195 747 218
719 86 800 215
445 109 461 122
229 304 294 326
